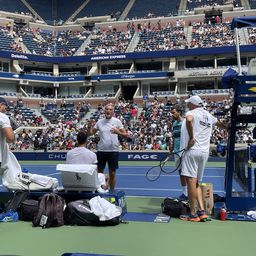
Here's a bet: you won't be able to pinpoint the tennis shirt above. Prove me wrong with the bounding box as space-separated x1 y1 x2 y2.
66 147 97 164
180 107 217 153
172 119 182 153
94 117 124 152
0 112 12 164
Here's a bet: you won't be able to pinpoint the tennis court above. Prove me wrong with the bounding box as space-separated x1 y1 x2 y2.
0 161 226 197
0 160 255 256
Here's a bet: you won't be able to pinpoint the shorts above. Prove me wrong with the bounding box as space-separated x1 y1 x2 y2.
181 149 208 181
97 151 119 172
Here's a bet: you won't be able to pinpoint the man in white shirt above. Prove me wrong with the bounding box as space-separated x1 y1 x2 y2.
66 130 108 191
88 103 127 193
179 95 227 222
0 97 15 173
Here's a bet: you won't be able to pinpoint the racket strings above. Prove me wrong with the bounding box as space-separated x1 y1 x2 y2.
146 166 162 181
146 149 186 181
161 149 186 174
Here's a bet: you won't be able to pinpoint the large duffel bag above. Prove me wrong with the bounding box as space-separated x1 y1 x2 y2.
64 199 120 226
19 199 39 221
161 197 190 217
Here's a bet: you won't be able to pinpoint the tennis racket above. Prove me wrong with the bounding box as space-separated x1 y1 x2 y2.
146 149 186 182
161 149 186 174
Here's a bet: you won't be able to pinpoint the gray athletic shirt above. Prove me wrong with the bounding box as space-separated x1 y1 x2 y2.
94 117 123 152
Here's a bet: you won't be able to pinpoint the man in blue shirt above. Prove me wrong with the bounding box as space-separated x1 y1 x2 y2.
170 105 188 200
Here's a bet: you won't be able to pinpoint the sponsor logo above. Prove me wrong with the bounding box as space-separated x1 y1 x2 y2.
11 53 28 59
121 74 135 79
127 154 158 160
75 173 82 181
188 70 223 76
48 153 66 160
200 120 211 127
78 204 88 210
91 54 126 61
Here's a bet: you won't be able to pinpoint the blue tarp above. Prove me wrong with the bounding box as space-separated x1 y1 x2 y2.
221 67 238 89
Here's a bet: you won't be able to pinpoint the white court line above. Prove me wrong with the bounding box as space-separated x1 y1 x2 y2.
0 184 224 193
18 170 224 178
23 165 224 170
116 173 224 178
48 172 60 176
116 187 225 193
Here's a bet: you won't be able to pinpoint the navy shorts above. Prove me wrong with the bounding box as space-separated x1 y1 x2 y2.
97 151 119 172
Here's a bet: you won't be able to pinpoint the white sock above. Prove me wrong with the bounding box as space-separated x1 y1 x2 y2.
182 186 188 196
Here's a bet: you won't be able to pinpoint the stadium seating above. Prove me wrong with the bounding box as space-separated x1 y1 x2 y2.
135 25 187 52
190 22 235 48
83 29 134 55
186 0 242 12
0 29 17 52
127 0 180 19
0 0 30 14
75 0 129 20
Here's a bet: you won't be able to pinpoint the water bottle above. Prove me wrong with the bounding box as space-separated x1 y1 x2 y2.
22 168 28 173
220 207 227 221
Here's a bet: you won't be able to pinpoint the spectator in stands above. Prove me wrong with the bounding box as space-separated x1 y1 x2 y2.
0 97 15 171
87 103 127 196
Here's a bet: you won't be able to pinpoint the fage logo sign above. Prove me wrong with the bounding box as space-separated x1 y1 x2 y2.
127 154 158 160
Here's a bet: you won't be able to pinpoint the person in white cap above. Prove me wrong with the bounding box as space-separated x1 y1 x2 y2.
179 95 227 222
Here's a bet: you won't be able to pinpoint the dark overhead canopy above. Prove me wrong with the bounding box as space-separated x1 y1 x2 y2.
231 16 256 29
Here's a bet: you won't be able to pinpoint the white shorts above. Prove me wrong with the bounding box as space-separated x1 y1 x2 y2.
181 150 208 181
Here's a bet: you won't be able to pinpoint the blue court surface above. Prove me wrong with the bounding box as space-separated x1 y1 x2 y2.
0 164 226 197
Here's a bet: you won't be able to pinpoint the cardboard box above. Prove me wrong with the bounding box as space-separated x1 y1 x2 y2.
201 183 214 215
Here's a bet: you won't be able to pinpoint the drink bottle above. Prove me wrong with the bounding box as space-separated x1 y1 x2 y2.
220 207 227 221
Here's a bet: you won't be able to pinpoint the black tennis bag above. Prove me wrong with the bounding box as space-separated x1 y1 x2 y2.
161 197 190 217
64 199 120 226
4 191 28 212
19 199 39 221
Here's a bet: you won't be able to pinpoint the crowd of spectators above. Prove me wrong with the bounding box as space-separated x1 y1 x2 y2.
83 27 134 55
12 25 91 56
0 17 246 57
186 0 241 12
135 20 187 52
8 96 254 154
248 28 256 44
190 21 235 48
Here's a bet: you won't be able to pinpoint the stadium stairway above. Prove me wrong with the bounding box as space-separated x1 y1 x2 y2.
33 108 50 124
74 34 92 56
119 0 136 21
78 107 98 124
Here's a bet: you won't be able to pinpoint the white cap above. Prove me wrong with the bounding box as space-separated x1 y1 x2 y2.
185 95 203 106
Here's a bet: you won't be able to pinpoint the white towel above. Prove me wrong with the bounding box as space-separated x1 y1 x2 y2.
89 196 122 221
247 210 256 219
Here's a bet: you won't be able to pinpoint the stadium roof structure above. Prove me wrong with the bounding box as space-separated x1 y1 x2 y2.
231 16 256 29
